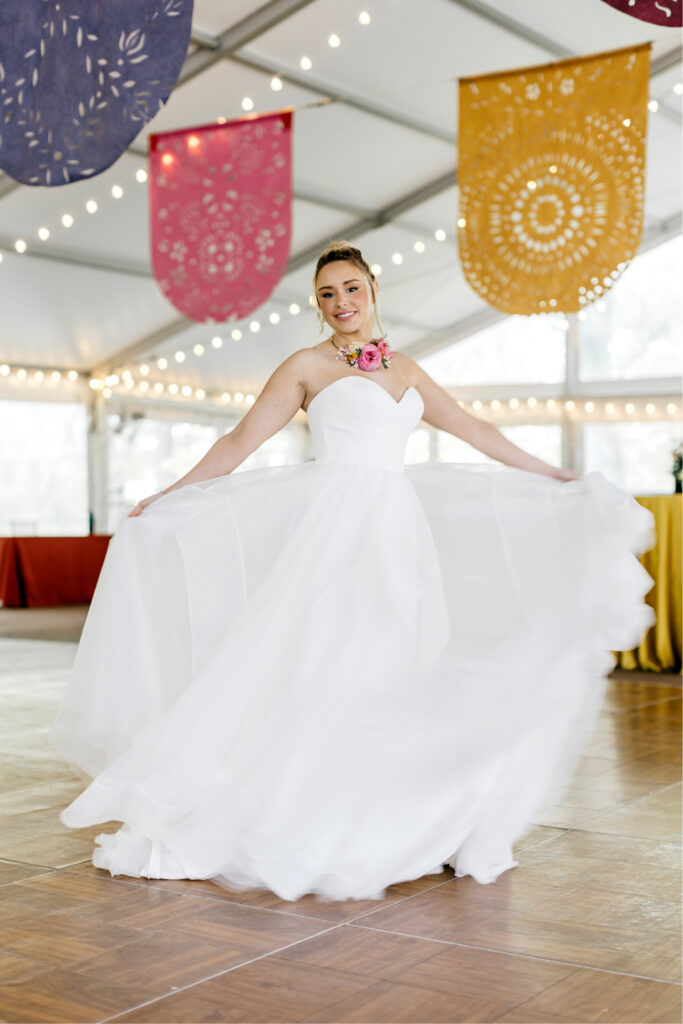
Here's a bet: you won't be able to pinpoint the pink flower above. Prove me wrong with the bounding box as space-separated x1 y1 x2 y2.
358 344 382 371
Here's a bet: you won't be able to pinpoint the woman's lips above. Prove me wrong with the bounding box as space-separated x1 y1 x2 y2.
335 311 356 320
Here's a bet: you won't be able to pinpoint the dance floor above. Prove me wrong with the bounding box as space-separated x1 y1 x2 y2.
0 608 680 1024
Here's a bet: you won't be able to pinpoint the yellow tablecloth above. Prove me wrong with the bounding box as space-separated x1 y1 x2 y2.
615 494 682 674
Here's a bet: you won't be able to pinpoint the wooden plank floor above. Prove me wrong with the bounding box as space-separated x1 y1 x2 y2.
0 608 680 1024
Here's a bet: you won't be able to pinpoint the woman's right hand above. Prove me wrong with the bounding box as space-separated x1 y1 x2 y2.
127 491 168 518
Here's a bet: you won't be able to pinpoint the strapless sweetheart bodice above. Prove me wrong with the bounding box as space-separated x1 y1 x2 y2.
305 375 424 471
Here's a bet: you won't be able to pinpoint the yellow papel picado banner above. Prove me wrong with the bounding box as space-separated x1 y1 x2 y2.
457 44 650 315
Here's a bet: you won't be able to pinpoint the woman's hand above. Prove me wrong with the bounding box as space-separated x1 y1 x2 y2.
127 491 167 518
549 467 579 482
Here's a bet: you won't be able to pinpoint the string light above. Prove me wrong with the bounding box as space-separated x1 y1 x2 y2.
249 320 261 332
549 164 558 173
674 83 683 96
14 239 27 253
269 312 280 324
161 153 174 168
186 136 200 151
86 199 98 214
241 97 254 112
139 380 149 392
646 402 655 414
605 402 615 414
211 336 223 349
270 76 283 91
667 403 677 414
359 11 371 24
300 56 312 70
38 227 50 241
136 168 148 183
196 388 206 400
472 400 482 411
391 252 403 265
61 213 74 227
181 385 192 397
67 370 78 381
413 241 425 254
584 401 595 412
156 357 168 369
509 398 519 409
234 391 244 403
217 116 227 124
289 303 300 315
193 343 204 356
139 364 150 376
328 33 340 47
457 217 466 228
490 399 501 410
622 118 631 127
246 394 255 405
111 185 124 199
625 402 635 413
231 329 242 340
434 228 446 241
546 399 556 409
168 383 179 395
371 263 382 276
174 351 185 363
648 99 659 113
565 400 575 411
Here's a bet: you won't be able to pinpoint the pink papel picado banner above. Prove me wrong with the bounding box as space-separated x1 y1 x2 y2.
149 110 293 323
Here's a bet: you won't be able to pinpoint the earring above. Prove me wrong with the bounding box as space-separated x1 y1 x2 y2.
316 307 326 334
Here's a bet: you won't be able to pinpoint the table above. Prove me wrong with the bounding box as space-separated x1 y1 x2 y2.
0 536 111 608
615 494 681 674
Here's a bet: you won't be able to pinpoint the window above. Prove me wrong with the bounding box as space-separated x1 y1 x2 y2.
0 401 88 535
436 424 562 467
583 421 681 494
418 315 566 386
579 235 683 381
107 415 221 531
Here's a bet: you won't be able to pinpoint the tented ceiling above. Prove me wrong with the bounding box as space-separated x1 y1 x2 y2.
0 0 680 397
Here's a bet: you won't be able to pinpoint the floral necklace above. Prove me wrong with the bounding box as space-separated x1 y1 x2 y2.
330 335 393 371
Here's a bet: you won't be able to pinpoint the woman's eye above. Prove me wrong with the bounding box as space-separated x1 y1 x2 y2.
348 286 358 293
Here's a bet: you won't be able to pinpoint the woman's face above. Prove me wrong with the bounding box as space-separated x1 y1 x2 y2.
315 260 377 339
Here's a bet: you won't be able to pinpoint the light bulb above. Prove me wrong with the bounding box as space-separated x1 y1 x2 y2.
359 11 371 25
673 83 683 96
211 336 223 349
14 239 27 253
111 185 123 199
196 388 206 400
249 320 260 332
391 252 403 265
371 263 382 276
61 213 74 227
182 385 192 396
289 303 300 315
666 403 677 414
136 168 148 183
413 241 425 253
605 402 615 414
38 227 50 241
161 153 174 168
648 99 658 113
434 228 446 241
622 118 631 127
269 312 280 324
646 403 655 414
328 33 340 47
565 400 575 411
527 397 537 408
231 329 242 341
270 76 283 91
139 380 149 391
168 383 179 394
193 343 204 356
509 398 519 409
156 357 168 370
584 401 594 412
625 402 635 414
139 364 150 376
174 351 185 363
241 97 254 112
234 391 244 403
300 56 312 70
154 382 164 393
187 135 200 150
457 217 466 228
86 199 98 214
549 164 558 173
246 394 255 405
67 370 78 381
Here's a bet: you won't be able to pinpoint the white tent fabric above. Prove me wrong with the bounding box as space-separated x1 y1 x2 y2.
0 0 680 398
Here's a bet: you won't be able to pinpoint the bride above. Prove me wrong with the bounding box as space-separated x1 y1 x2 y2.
51 240 655 902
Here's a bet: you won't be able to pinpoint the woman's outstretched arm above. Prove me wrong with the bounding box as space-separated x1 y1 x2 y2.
128 351 308 516
395 352 576 481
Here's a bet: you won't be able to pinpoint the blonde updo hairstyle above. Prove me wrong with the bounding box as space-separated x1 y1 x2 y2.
313 241 386 339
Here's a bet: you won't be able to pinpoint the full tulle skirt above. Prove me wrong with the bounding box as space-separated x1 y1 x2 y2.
51 461 655 901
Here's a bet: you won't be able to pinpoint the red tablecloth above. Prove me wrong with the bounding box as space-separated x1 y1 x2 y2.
0 536 111 607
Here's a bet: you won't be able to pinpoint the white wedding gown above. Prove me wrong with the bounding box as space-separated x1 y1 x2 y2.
51 375 656 901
